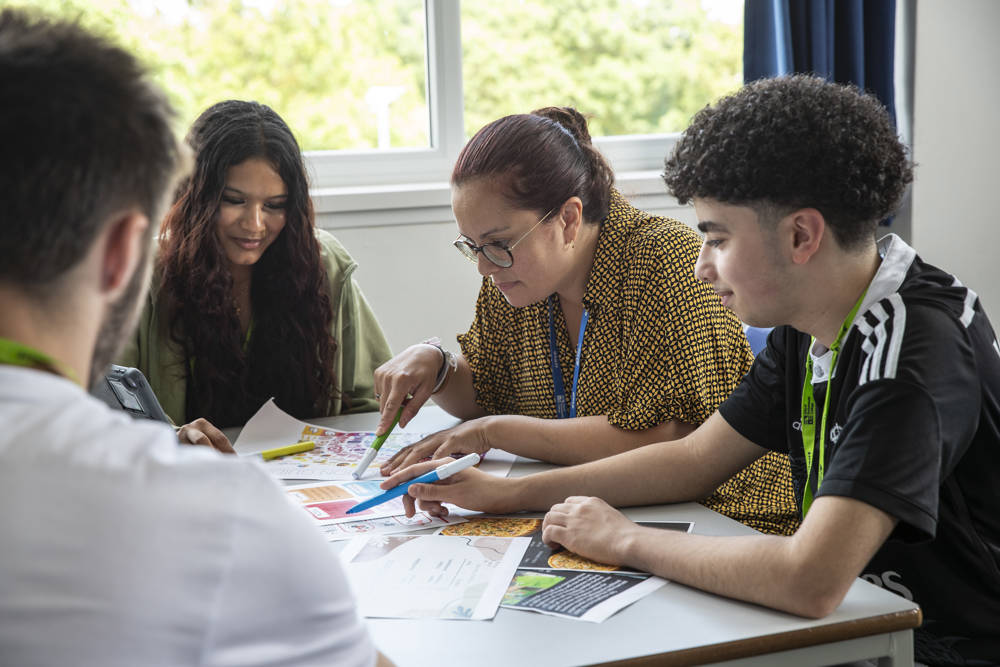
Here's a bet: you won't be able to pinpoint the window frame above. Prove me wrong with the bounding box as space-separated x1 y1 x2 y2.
306 0 464 189
306 0 681 201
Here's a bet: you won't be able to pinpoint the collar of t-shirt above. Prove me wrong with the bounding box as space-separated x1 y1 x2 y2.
806 233 917 385
855 233 917 320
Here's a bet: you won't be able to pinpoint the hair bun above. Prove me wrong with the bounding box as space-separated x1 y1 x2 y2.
531 106 592 146
452 106 614 223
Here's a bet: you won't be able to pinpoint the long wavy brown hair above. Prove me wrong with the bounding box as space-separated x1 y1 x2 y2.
158 100 338 427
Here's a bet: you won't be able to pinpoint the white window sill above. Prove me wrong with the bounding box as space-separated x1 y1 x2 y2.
312 170 690 229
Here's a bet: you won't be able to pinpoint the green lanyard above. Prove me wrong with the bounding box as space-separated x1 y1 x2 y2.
0 337 80 385
800 290 867 517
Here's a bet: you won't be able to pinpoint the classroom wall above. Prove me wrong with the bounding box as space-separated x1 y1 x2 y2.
910 0 1000 320
328 219 477 355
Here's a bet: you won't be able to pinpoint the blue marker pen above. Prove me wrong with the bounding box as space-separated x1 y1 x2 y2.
345 453 480 515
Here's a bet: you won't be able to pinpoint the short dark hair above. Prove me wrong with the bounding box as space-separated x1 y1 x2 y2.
0 8 180 287
452 107 615 223
663 75 913 249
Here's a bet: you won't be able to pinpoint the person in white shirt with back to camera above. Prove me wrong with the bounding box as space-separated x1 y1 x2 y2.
0 8 390 667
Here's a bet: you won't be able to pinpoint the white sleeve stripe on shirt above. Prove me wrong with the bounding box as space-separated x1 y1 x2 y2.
883 293 906 380
856 295 906 385
857 316 876 383
951 277 979 329
870 302 891 382
961 290 978 328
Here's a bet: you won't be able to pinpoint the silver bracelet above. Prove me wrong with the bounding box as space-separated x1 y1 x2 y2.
421 337 457 393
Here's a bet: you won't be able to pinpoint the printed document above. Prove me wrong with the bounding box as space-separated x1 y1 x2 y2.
340 534 529 619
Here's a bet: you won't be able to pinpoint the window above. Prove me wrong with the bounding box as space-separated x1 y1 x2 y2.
13 0 741 190
20 0 431 152
461 0 742 138
318 0 743 188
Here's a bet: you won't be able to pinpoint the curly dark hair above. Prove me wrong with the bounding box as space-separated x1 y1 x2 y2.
158 100 338 428
663 75 913 249
452 106 615 224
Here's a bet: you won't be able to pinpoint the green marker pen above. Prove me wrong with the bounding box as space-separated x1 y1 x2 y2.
352 406 403 479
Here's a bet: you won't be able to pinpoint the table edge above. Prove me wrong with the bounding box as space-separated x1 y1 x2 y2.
590 607 923 667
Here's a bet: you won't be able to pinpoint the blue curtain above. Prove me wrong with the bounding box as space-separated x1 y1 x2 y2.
743 0 896 123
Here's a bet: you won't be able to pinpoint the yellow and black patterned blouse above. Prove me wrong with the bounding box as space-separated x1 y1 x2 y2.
457 190 799 535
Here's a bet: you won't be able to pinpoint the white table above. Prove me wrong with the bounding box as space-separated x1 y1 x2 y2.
233 406 921 667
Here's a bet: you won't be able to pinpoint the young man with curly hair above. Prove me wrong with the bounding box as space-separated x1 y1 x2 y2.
386 76 1000 664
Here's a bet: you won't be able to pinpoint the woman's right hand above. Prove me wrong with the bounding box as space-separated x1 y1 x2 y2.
380 417 494 476
372 343 446 435
177 418 235 454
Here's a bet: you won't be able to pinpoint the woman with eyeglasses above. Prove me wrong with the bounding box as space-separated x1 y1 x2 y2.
118 100 392 446
374 107 798 536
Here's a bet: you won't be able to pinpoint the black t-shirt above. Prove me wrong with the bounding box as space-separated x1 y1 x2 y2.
719 236 1000 660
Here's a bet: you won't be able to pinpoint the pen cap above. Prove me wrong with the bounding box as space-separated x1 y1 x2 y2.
436 453 480 480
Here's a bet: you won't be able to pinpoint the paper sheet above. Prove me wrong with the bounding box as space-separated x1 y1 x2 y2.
235 400 425 480
284 479 467 537
437 517 690 622
501 569 666 623
286 479 407 524
236 399 517 480
437 517 693 572
317 512 463 541
340 534 530 619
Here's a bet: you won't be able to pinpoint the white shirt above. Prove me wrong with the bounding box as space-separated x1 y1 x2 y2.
0 366 375 667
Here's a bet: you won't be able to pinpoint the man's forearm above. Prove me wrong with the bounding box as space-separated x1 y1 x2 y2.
619 528 837 617
615 496 897 618
506 436 731 512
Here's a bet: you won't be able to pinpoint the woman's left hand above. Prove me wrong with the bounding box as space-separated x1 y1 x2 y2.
177 418 235 454
380 416 495 476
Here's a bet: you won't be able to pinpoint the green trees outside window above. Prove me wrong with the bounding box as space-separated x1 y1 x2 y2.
11 0 740 153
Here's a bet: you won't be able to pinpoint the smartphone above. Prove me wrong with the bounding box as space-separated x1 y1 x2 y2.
91 364 170 423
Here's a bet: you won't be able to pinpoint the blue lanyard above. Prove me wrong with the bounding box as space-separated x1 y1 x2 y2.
547 295 588 419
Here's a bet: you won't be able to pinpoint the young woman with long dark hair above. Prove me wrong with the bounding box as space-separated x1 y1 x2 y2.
119 100 391 440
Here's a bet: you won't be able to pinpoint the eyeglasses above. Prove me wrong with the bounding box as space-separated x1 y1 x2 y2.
453 207 556 268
